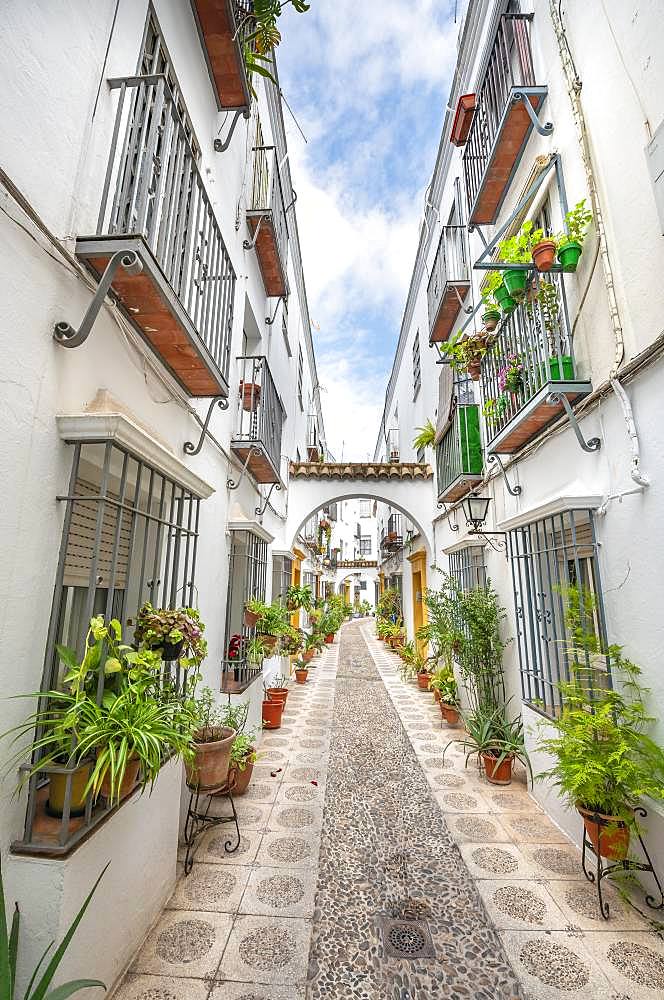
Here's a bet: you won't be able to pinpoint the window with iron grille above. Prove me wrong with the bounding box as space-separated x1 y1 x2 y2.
358 536 372 556
272 554 294 606
223 530 268 692
449 547 487 593
15 440 201 855
302 570 316 599
359 499 372 517
509 508 609 719
297 345 304 410
412 331 421 399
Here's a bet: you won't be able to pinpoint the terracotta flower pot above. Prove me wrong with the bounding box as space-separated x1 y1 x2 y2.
440 702 460 725
417 672 432 691
100 755 141 802
267 687 288 705
258 633 280 654
324 634 334 644
532 238 557 272
450 92 476 146
295 668 309 684
243 608 260 628
468 359 482 381
240 381 261 411
303 649 314 663
481 751 514 785
262 699 283 729
577 804 630 860
227 752 255 795
47 763 91 818
186 726 236 791
377 635 384 641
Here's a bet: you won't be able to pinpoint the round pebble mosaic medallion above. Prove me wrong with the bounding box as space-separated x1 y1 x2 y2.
519 938 590 989
492 886 546 924
432 772 467 788
234 805 264 825
454 816 498 840
531 847 579 876
563 883 604 920
304 728 326 737
274 806 315 828
284 783 319 802
300 738 324 748
155 918 215 963
267 836 313 863
442 792 479 810
239 925 296 970
256 874 305 908
289 766 320 782
183 867 236 905
471 846 519 875
243 782 273 800
490 792 529 811
507 816 555 839
607 940 664 987
260 750 287 762
423 756 452 770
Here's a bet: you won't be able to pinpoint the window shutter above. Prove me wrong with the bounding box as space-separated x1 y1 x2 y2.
63 479 131 589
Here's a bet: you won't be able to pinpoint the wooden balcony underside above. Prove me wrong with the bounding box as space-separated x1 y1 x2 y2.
76 237 227 398
247 212 288 298
488 381 592 454
230 441 280 483
438 473 483 503
430 281 470 344
470 88 547 226
191 0 250 110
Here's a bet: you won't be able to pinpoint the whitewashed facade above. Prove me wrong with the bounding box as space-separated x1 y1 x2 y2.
375 0 664 871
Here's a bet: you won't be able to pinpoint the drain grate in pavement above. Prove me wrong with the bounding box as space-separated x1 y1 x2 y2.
380 917 435 960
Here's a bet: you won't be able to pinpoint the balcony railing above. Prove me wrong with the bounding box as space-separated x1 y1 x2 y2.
307 413 321 461
191 0 255 111
381 514 403 551
427 226 469 344
480 274 592 453
246 145 289 297
77 74 235 396
387 428 400 462
231 356 284 483
436 405 483 502
463 14 547 225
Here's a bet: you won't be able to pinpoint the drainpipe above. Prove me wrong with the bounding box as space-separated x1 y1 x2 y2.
548 0 650 489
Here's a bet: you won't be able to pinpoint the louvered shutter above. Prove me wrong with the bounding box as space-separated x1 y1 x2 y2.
63 479 131 589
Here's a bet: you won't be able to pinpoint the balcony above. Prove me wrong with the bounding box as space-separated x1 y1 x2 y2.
381 514 403 552
307 413 321 461
480 274 592 454
191 0 254 111
76 74 235 397
427 226 469 344
463 14 548 225
246 145 289 298
231 356 284 483
436 405 483 502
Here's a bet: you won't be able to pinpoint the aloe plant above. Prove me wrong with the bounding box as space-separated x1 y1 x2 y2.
0 860 107 999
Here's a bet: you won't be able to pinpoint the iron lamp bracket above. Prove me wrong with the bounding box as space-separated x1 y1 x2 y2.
547 391 601 453
183 397 229 456
53 250 143 348
467 528 509 559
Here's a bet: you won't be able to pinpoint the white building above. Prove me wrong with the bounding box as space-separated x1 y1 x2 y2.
375 0 664 867
0 0 327 990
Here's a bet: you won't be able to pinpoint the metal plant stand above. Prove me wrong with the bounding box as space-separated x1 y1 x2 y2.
183 778 240 875
581 806 664 919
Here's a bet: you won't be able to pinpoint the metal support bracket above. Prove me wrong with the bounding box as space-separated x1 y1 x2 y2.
467 528 509 559
547 392 601 453
53 250 143 348
436 501 459 532
183 397 229 456
452 283 474 314
284 190 298 214
243 215 263 251
265 296 285 326
213 109 251 154
255 481 281 517
513 91 554 136
489 453 522 496
227 447 261 490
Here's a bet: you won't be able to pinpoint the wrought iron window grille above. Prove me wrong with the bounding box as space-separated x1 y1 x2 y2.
223 529 269 693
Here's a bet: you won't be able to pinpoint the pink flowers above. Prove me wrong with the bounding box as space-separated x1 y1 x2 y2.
497 355 524 394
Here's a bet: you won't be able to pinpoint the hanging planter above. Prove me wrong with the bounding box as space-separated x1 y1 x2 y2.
467 359 482 382
494 283 516 314
532 238 557 272
240 380 261 411
481 308 501 332
244 607 260 628
450 93 476 146
258 633 280 655
557 239 582 273
502 268 528 300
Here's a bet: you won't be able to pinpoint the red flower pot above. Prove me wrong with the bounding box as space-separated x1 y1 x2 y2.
324 634 334 644
262 699 283 729
240 381 261 411
266 687 288 705
417 673 432 691
481 751 514 785
532 239 557 272
295 669 309 684
440 703 460 725
577 805 630 860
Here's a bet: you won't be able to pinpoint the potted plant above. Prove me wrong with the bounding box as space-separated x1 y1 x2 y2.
266 674 289 705
531 235 558 272
134 603 207 663
497 221 542 300
280 626 304 657
441 332 488 382
498 354 524 395
414 648 433 691
556 199 593 273
239 379 261 411
302 632 318 663
262 685 285 729
229 732 259 794
255 601 289 653
185 687 236 791
429 668 460 723
243 597 266 629
286 584 313 612
537 587 664 860
447 705 532 786
294 659 309 684
412 418 436 453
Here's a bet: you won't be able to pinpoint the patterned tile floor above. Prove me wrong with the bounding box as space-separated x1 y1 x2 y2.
111 621 664 1000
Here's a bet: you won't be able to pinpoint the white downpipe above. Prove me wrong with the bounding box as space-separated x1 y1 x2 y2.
548 0 650 491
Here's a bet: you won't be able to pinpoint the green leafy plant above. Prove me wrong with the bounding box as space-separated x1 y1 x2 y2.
245 636 269 664
420 581 463 673
134 603 207 665
230 732 259 772
557 199 593 247
440 333 488 377
280 626 304 656
447 704 532 784
429 666 458 705
537 587 664 824
412 419 436 452
241 0 311 85
285 585 313 611
498 220 543 264
0 859 107 999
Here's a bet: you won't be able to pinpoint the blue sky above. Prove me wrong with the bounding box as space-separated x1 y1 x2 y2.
277 0 463 460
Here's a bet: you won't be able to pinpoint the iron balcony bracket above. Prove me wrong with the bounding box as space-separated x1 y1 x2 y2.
489 453 522 497
265 295 286 326
227 447 262 490
436 501 460 532
467 528 509 559
284 189 298 214
183 397 229 456
512 91 554 137
243 214 264 251
547 391 602 453
53 250 143 348
255 481 281 517
213 109 251 154
452 283 474 314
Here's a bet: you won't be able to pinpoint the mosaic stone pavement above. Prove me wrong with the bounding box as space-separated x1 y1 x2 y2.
110 621 664 1000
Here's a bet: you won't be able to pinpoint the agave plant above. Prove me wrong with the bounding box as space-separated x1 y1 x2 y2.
0 859 106 999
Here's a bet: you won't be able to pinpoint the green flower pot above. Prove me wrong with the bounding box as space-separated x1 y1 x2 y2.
494 283 517 314
539 355 575 383
482 309 501 331
503 268 528 300
557 240 582 273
